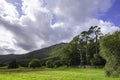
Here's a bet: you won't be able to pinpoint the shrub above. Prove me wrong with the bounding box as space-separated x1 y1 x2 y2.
90 54 105 66
19 61 29 67
105 70 111 77
100 31 120 77
112 71 119 78
46 60 54 68
90 58 96 66
8 59 19 69
29 59 41 68
53 60 62 68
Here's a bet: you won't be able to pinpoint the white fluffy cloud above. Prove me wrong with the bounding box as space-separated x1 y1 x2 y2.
77 18 120 34
0 0 19 22
46 0 113 24
0 0 119 54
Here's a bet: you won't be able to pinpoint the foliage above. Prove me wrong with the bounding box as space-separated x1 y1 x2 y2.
45 60 63 68
29 59 41 68
19 61 29 67
8 59 19 69
60 35 80 66
100 31 120 77
112 71 119 78
90 54 105 66
53 60 63 68
45 60 54 68
60 26 105 66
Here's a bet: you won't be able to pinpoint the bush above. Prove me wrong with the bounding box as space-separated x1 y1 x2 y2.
46 60 54 68
29 59 41 68
90 58 96 66
105 70 111 77
19 61 29 67
53 60 62 68
90 54 105 66
112 71 119 78
100 31 120 77
105 70 119 78
8 59 19 69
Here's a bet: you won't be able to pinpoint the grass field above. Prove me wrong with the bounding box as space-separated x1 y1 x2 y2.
0 67 119 80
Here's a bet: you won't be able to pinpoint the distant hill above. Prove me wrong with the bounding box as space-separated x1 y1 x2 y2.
0 43 67 67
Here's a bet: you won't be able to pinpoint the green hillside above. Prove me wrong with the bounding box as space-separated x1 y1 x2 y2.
0 43 67 67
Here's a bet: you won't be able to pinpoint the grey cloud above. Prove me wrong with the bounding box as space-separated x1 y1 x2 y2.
0 17 38 50
0 47 6 54
4 48 15 54
0 11 73 52
0 0 116 54
0 46 15 54
21 11 74 47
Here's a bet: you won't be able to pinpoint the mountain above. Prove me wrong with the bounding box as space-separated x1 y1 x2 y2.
0 43 67 67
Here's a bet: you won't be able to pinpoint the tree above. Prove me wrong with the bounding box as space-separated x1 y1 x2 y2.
61 35 80 66
90 54 105 66
100 31 120 77
60 26 105 67
80 30 91 64
87 40 95 65
53 60 62 68
29 59 41 68
8 59 19 69
89 26 102 54
68 35 81 65
77 36 86 65
46 60 54 68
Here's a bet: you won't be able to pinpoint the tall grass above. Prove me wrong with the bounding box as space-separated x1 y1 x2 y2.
0 68 119 80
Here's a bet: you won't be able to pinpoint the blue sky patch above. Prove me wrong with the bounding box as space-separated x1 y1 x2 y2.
6 0 24 17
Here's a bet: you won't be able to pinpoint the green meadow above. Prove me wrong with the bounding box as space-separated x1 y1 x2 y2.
0 68 119 80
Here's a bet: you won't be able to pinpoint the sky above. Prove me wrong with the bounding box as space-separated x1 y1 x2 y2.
0 0 120 54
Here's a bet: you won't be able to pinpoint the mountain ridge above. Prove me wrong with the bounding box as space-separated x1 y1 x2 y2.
0 42 67 67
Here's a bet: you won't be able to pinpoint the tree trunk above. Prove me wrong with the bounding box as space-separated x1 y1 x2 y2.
95 35 98 54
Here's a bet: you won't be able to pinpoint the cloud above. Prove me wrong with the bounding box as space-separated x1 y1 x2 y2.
0 0 119 54
0 0 19 22
0 24 26 54
78 18 120 34
46 0 113 24
99 20 120 34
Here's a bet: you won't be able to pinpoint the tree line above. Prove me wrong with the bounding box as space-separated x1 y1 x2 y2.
60 26 105 66
7 26 120 77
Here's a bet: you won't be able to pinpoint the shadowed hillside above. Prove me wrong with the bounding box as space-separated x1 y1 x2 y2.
0 43 67 67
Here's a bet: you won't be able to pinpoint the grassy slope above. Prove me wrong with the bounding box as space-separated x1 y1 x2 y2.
0 68 119 80
0 43 67 66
